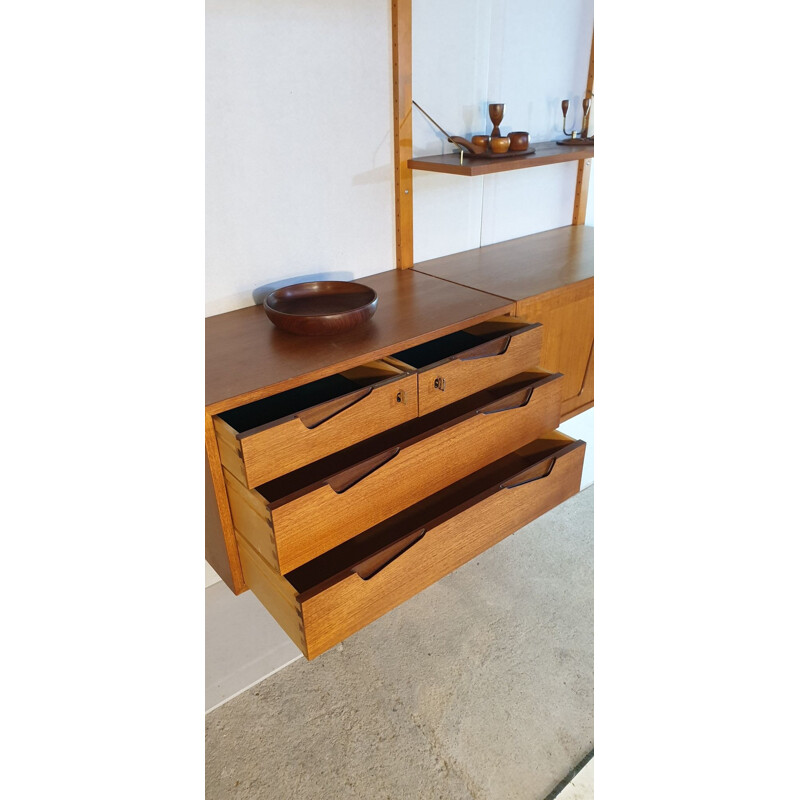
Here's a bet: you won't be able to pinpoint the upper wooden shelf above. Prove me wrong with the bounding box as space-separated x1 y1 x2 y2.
407 140 593 177
205 268 514 414
412 225 593 309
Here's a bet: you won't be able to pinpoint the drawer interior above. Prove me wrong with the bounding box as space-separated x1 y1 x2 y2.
217 360 406 435
388 317 532 369
253 371 555 505
284 430 580 597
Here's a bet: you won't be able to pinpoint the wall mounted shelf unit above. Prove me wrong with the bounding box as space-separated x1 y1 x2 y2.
407 140 594 177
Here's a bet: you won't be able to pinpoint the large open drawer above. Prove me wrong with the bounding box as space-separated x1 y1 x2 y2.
235 431 585 659
224 371 563 574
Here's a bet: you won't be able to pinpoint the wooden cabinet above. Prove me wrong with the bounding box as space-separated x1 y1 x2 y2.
414 225 594 421
206 268 585 659
517 281 593 420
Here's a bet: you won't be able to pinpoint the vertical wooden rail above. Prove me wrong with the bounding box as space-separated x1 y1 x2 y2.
572 30 594 225
392 0 413 268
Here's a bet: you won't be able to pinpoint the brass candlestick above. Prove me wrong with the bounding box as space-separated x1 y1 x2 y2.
557 97 594 147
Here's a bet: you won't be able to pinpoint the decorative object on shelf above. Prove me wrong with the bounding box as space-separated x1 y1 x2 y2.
488 103 505 137
412 100 536 162
509 131 530 151
412 100 477 156
471 135 490 153
490 136 511 153
263 281 378 336
557 97 594 146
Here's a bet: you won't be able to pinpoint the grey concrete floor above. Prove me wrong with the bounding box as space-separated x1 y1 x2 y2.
206 485 593 800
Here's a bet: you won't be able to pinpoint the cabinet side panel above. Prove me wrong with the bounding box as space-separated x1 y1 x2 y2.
206 415 247 594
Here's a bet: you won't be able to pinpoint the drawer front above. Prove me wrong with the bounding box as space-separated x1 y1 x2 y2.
215 370 418 489
414 321 542 416
235 534 307 656
269 373 563 574
297 437 585 659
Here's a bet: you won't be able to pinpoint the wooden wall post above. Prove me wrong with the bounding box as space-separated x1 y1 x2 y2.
392 0 414 268
572 30 594 226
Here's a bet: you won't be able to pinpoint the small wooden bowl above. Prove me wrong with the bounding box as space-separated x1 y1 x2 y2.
471 135 490 153
509 131 529 151
490 136 511 154
264 281 378 336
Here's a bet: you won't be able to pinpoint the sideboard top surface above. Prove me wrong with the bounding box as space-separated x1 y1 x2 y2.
413 225 594 303
205 268 514 413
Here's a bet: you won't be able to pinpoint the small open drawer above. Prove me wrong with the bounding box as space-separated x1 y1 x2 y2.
236 431 585 660
224 370 563 574
386 316 542 415
213 361 418 488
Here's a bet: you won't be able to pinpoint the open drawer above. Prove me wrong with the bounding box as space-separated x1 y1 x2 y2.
387 316 542 415
224 370 563 574
213 361 418 488
236 431 585 660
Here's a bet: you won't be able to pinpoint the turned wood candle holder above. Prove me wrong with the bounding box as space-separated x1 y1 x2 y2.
488 103 505 137
557 97 594 147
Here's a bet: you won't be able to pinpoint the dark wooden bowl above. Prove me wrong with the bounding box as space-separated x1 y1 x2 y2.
263 281 378 336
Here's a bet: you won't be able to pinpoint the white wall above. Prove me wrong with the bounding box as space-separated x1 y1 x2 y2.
412 0 594 261
206 0 396 317
206 0 594 585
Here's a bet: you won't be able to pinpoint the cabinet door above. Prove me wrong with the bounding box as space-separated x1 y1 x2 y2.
517 278 593 421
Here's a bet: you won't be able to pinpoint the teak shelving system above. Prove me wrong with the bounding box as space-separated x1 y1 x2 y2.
391 0 594 268
205 2 594 659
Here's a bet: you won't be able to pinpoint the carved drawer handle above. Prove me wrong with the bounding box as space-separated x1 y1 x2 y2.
501 458 556 489
480 385 534 415
459 334 512 361
327 447 401 494
353 528 427 580
295 387 373 430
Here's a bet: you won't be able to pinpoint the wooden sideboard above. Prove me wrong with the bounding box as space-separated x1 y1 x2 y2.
414 225 594 421
206 259 590 659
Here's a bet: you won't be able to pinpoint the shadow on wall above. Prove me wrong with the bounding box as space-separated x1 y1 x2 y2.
251 271 355 307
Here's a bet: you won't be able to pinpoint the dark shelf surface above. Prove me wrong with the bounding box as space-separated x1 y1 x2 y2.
407 140 593 176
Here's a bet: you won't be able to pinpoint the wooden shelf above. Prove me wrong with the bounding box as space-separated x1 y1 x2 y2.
407 140 593 177
205 268 514 415
412 225 593 306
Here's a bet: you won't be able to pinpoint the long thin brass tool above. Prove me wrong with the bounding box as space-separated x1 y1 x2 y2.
411 101 476 154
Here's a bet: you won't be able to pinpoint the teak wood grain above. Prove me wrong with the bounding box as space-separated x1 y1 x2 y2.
227 372 563 575
205 269 514 414
214 369 418 488
397 320 543 416
407 140 594 177
232 432 584 659
205 413 246 594
235 534 307 654
412 227 593 420
392 0 413 269
560 341 593 420
516 283 593 410
298 436 585 659
412 226 593 304
572 31 594 226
